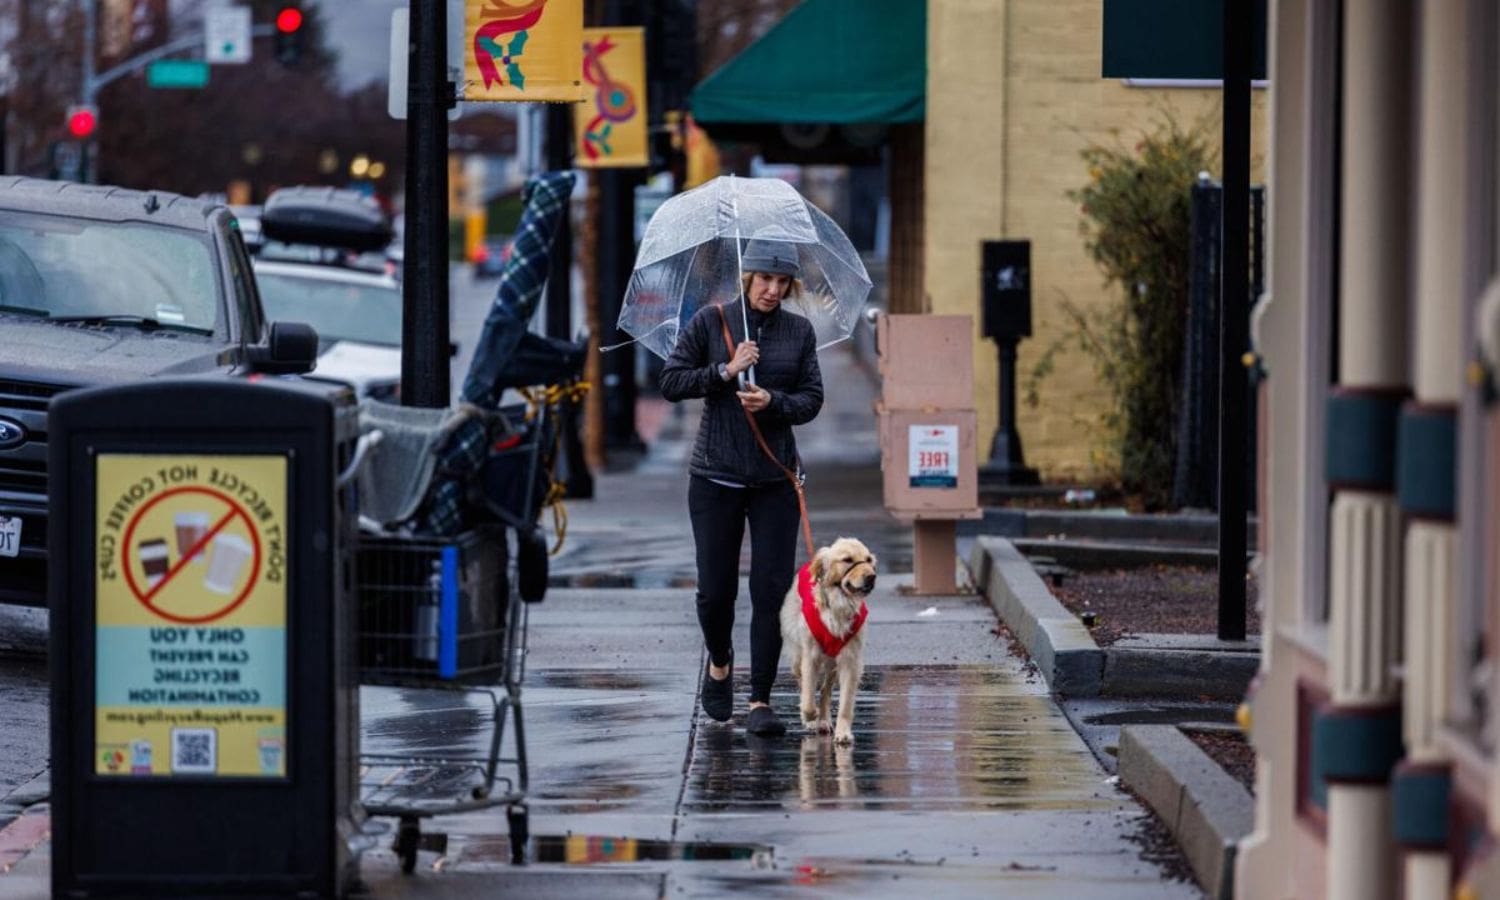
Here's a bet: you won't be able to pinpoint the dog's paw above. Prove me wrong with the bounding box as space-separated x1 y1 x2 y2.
814 719 833 735
834 727 854 745
800 707 820 726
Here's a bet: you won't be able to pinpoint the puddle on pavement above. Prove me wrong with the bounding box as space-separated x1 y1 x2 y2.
457 834 773 867
360 665 1118 820
683 666 1115 813
1081 705 1235 726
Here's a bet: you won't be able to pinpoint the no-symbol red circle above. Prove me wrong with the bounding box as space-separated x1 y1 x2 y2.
120 485 263 624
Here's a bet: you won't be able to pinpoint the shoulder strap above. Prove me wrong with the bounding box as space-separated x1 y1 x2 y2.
717 304 815 561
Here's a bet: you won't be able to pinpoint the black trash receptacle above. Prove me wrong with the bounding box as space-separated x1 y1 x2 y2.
49 378 361 898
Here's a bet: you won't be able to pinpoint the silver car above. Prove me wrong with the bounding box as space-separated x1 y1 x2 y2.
253 259 402 400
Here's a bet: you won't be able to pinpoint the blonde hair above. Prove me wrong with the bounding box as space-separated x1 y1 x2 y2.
740 271 802 300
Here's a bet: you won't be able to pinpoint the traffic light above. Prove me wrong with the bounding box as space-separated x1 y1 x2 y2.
65 104 98 140
274 5 303 66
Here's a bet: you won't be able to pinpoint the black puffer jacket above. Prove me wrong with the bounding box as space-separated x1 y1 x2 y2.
660 299 824 486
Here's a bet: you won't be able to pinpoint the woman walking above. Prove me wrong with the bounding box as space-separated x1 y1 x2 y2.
659 239 825 736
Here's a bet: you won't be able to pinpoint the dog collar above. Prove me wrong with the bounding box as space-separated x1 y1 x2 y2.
798 563 868 658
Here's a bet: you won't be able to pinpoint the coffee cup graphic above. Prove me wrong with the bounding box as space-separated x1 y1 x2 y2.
174 512 211 564
138 538 170 588
204 534 253 595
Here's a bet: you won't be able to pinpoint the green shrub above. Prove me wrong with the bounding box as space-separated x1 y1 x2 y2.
1029 117 1216 509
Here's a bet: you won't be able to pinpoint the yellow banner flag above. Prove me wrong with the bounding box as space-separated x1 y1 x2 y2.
574 27 649 168
464 0 584 103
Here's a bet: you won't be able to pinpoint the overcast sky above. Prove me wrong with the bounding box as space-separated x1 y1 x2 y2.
315 0 409 90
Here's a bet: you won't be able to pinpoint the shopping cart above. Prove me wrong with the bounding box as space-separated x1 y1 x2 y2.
347 332 585 873
353 526 530 872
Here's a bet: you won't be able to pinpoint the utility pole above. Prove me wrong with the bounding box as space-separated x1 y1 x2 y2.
401 0 452 407
545 102 593 497
80 0 96 182
1217 0 1251 641
596 0 644 451
597 167 644 449
544 105 574 341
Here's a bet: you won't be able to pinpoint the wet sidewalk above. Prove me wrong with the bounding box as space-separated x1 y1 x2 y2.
352 343 1198 897
0 343 1196 898
349 584 1195 897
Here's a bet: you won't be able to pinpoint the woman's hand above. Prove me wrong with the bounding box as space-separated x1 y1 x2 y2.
737 384 771 412
726 340 759 377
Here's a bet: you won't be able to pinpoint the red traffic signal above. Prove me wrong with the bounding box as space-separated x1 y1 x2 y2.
275 5 303 65
65 105 98 139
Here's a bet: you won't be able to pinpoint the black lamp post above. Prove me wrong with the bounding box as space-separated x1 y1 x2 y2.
978 240 1040 486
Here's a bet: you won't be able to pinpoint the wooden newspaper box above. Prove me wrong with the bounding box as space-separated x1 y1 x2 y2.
874 314 981 593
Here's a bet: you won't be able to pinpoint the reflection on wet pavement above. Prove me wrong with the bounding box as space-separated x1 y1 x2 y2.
359 646 1194 895
360 686 490 758
459 834 773 866
685 666 1110 813
363 664 1112 821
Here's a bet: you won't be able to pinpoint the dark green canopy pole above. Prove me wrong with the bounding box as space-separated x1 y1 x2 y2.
1218 0 1251 641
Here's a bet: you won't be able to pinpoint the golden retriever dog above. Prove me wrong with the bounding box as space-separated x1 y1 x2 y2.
780 537 877 744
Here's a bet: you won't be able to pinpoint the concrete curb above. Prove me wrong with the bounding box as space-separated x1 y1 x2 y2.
963 508 1261 545
968 537 1258 700
1011 537 1231 571
969 537 1103 696
1118 725 1253 900
1103 638 1260 700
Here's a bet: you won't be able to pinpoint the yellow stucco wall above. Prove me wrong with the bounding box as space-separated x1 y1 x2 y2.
925 0 1269 481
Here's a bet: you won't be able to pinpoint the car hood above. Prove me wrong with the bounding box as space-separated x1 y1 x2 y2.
308 340 401 395
0 317 235 387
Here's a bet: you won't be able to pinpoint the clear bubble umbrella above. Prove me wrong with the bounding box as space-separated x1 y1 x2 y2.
617 175 873 365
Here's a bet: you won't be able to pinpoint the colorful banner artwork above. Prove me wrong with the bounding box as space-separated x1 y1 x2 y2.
94 454 288 779
574 27 649 167
464 0 585 103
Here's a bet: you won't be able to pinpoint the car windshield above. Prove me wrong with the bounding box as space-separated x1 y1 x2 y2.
256 271 401 346
0 211 219 330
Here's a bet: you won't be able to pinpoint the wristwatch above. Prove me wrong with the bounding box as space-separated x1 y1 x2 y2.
718 362 733 381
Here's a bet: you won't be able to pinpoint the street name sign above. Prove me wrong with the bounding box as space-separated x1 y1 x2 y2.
147 59 210 89
205 6 252 64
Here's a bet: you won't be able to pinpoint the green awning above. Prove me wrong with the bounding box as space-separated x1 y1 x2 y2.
691 0 926 125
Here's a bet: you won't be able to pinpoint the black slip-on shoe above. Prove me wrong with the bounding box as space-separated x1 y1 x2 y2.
701 653 733 722
745 705 786 737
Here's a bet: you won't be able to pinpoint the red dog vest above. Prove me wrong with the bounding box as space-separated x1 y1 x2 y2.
798 563 868 658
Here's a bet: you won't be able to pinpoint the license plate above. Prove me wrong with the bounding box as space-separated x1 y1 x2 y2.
0 516 19 558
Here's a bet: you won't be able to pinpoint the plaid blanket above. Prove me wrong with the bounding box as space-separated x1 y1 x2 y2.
419 412 493 536
416 170 576 536
460 170 576 409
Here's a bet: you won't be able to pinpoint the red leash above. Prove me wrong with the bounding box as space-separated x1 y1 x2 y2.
716 304 816 561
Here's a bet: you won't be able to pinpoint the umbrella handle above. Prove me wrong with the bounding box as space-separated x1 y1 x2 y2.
731 183 755 387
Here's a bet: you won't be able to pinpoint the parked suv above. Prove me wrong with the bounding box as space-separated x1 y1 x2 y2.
0 177 318 607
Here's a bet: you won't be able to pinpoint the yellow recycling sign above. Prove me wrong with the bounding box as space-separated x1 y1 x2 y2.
94 454 288 778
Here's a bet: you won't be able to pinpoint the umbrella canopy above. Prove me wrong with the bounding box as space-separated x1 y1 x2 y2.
618 175 872 361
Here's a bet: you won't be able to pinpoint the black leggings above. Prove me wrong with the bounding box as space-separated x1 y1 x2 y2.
688 475 800 704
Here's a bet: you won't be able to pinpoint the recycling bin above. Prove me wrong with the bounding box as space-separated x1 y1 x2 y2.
49 378 361 898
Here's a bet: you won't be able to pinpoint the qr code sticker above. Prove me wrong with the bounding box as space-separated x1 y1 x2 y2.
171 728 216 774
